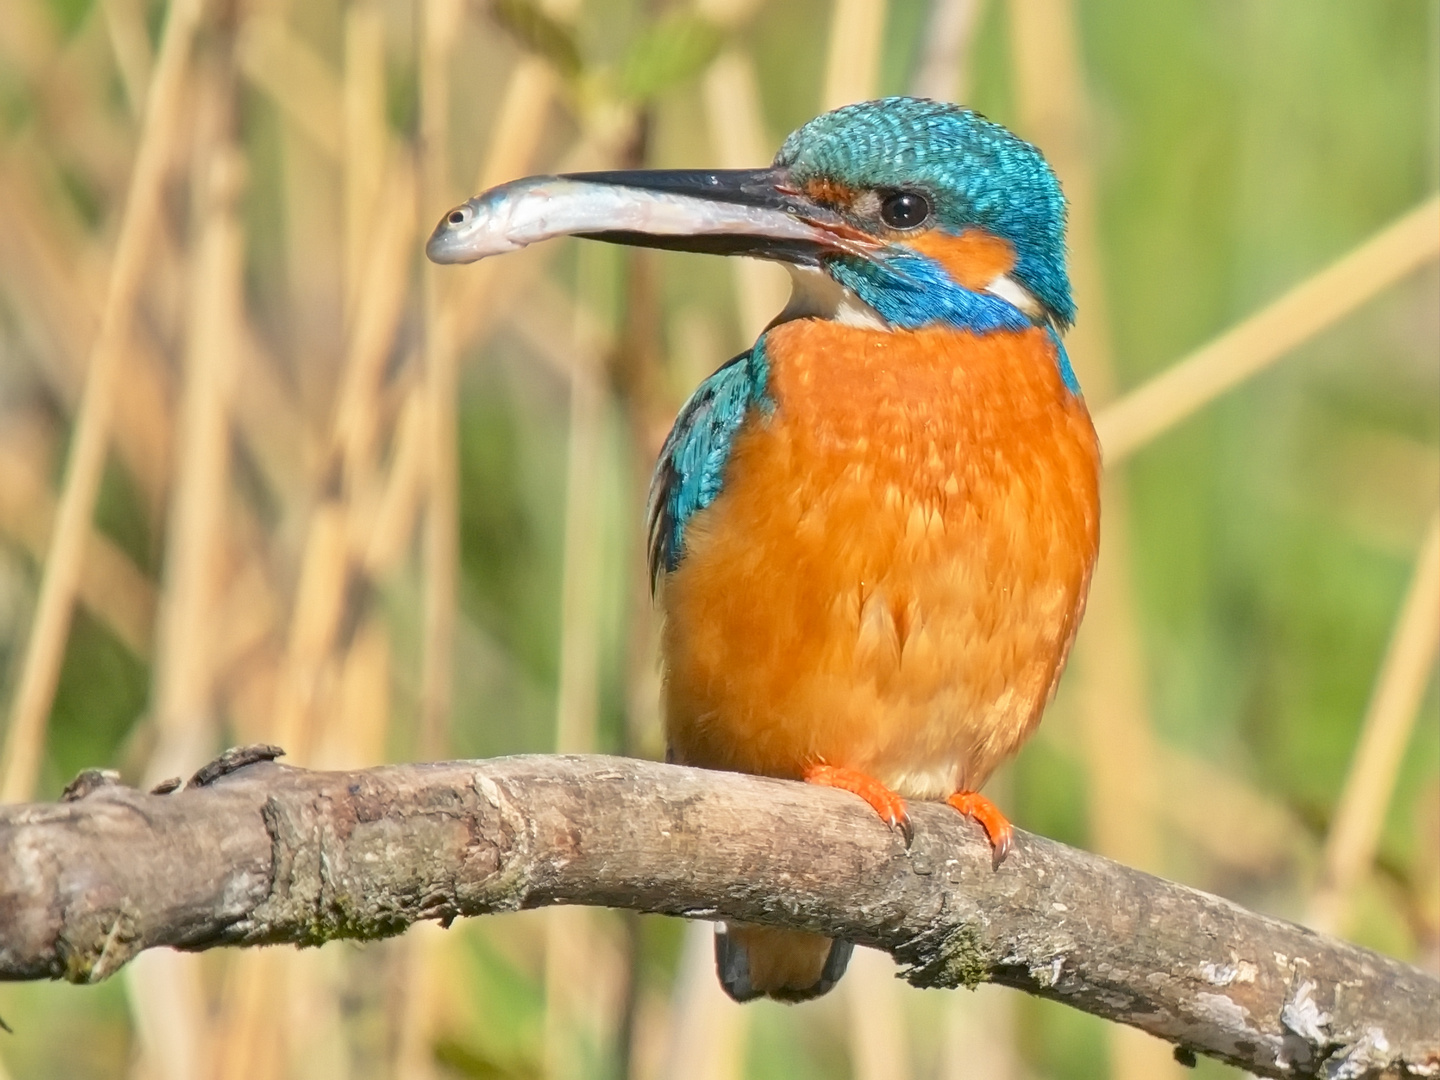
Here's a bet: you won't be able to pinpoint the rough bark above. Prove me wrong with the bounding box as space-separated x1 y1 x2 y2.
1 749 1436 1078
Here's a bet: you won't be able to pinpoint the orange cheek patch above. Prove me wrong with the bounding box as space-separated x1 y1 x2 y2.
802 178 858 206
905 228 1016 291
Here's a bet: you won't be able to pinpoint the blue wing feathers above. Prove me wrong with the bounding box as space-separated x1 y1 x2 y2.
1045 325 1081 395
646 340 771 587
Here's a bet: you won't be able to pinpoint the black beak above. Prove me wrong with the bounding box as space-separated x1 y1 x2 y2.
425 167 871 266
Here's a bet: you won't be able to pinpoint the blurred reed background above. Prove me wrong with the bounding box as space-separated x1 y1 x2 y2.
0 0 1437 1076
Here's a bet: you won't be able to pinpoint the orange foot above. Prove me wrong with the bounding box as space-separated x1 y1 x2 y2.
947 791 1015 868
804 764 913 846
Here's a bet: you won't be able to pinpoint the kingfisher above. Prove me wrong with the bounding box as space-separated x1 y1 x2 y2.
428 97 1100 1004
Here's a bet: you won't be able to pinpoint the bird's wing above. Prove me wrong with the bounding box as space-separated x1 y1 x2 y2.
646 344 769 589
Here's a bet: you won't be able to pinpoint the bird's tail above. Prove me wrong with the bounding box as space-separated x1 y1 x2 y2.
714 923 853 1003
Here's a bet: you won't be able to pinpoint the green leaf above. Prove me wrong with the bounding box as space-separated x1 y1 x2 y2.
489 0 583 79
433 1037 540 1080
615 13 723 102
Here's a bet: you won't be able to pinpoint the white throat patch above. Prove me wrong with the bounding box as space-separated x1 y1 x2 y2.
984 272 1044 320
775 265 891 331
772 264 1044 333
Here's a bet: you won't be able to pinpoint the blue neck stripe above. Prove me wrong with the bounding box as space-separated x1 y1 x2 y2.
825 251 1081 394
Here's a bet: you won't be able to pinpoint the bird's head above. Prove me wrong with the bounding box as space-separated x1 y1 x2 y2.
427 96 1073 334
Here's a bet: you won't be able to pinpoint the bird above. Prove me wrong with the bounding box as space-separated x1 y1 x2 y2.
427 96 1101 1004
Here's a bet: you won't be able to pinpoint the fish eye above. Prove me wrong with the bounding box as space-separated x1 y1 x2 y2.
447 206 470 226
879 190 931 231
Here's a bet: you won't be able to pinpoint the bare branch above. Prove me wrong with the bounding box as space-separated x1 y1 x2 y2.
2 751 1436 1078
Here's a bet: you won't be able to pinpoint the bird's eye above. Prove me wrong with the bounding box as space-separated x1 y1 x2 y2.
447 206 470 226
879 190 931 231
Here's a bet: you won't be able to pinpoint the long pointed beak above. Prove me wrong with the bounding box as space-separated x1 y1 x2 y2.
425 168 873 266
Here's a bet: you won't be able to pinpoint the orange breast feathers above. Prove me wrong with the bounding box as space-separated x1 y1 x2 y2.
660 319 1101 800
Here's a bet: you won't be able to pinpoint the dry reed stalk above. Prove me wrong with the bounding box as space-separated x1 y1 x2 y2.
477 57 560 191
270 155 416 760
337 158 418 485
402 12 587 1070
204 867 292 1080
417 0 463 769
0 0 58 82
344 1 388 325
392 922 454 1079
188 473 286 742
1069 512 1161 872
552 253 609 760
1006 2 1179 1077
210 948 289 1080
207 628 291 1080
274 65 346 424
1082 314 1186 1080
659 922 749 1080
237 16 343 160
626 985 673 1080
909 0 983 102
209 556 284 699
1037 711 1313 875
279 948 354 1080
230 333 316 501
5 125 312 800
701 52 789 340
543 242 613 1080
225 572 359 1048
0 436 156 659
694 0 767 25
1060 247 1183 1080
453 236 569 348
416 0 598 753
544 907 607 1079
523 262 657 391
419 274 459 772
1095 195 1440 464
146 145 246 786
393 3 469 1075
512 69 634 1077
0 0 207 805
324 613 392 768
940 984 1026 1080
434 87 588 438
822 0 888 110
0 157 175 513
846 947 914 1080
220 652 283 751
271 504 350 761
42 16 137 191
610 233 669 1073
6 143 304 545
126 63 248 1080
99 0 153 114
1308 510 1440 936
124 949 209 1080
1154 742 1309 877
362 385 429 577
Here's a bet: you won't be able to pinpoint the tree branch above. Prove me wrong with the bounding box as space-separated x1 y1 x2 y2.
2 750 1436 1078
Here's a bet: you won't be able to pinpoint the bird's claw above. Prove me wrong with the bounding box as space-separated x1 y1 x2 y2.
947 790 1015 869
895 811 915 848
803 764 913 848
